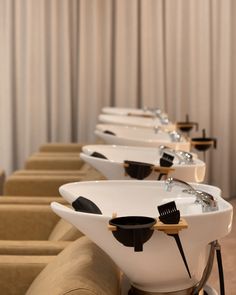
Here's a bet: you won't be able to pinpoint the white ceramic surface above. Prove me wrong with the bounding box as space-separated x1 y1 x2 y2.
102 107 158 117
121 274 218 295
98 114 175 131
51 180 233 293
80 144 205 182
95 124 191 151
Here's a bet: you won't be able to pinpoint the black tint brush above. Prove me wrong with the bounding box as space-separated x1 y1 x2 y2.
158 152 174 180
157 201 191 278
159 152 174 168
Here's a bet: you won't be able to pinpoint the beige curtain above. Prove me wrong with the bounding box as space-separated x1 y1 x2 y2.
0 0 235 198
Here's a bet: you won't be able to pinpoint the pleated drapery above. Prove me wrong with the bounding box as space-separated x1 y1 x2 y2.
0 0 236 198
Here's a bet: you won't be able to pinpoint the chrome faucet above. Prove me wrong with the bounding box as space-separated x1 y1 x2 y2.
176 150 193 164
165 177 194 192
143 107 169 124
165 177 218 212
159 146 193 164
155 111 169 125
154 125 162 134
143 107 161 114
187 189 218 212
169 131 181 142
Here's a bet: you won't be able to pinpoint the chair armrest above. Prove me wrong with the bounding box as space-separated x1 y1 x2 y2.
0 205 59 240
0 255 54 295
26 237 120 295
0 240 70 255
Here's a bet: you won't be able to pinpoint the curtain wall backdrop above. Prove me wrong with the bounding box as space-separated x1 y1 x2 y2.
0 0 235 198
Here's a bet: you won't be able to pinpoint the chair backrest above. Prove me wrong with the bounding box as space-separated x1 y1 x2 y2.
48 219 83 241
39 143 85 153
79 163 106 180
0 170 5 195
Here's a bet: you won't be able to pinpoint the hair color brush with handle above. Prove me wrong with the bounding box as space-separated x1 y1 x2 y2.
157 201 191 278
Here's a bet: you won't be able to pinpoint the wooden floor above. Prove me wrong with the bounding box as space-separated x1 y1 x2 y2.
208 199 236 295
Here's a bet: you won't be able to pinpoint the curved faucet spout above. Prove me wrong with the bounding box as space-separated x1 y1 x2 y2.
164 177 218 212
165 177 194 192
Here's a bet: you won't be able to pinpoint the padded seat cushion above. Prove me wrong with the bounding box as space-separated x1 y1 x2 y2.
26 237 120 295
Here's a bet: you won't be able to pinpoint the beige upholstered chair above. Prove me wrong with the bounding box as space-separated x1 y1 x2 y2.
4 164 105 197
25 155 84 170
31 152 80 157
0 169 5 195
0 196 67 205
39 143 86 153
0 254 54 295
0 237 120 295
0 204 83 255
3 174 98 197
13 169 87 177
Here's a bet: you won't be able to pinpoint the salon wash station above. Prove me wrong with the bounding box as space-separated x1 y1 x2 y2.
51 107 233 295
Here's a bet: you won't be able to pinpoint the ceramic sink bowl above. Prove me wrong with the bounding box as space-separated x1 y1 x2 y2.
80 145 205 182
51 180 233 293
95 124 191 151
98 114 175 131
102 107 160 117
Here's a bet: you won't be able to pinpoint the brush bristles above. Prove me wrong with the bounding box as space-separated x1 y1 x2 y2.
157 201 177 215
162 152 174 161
